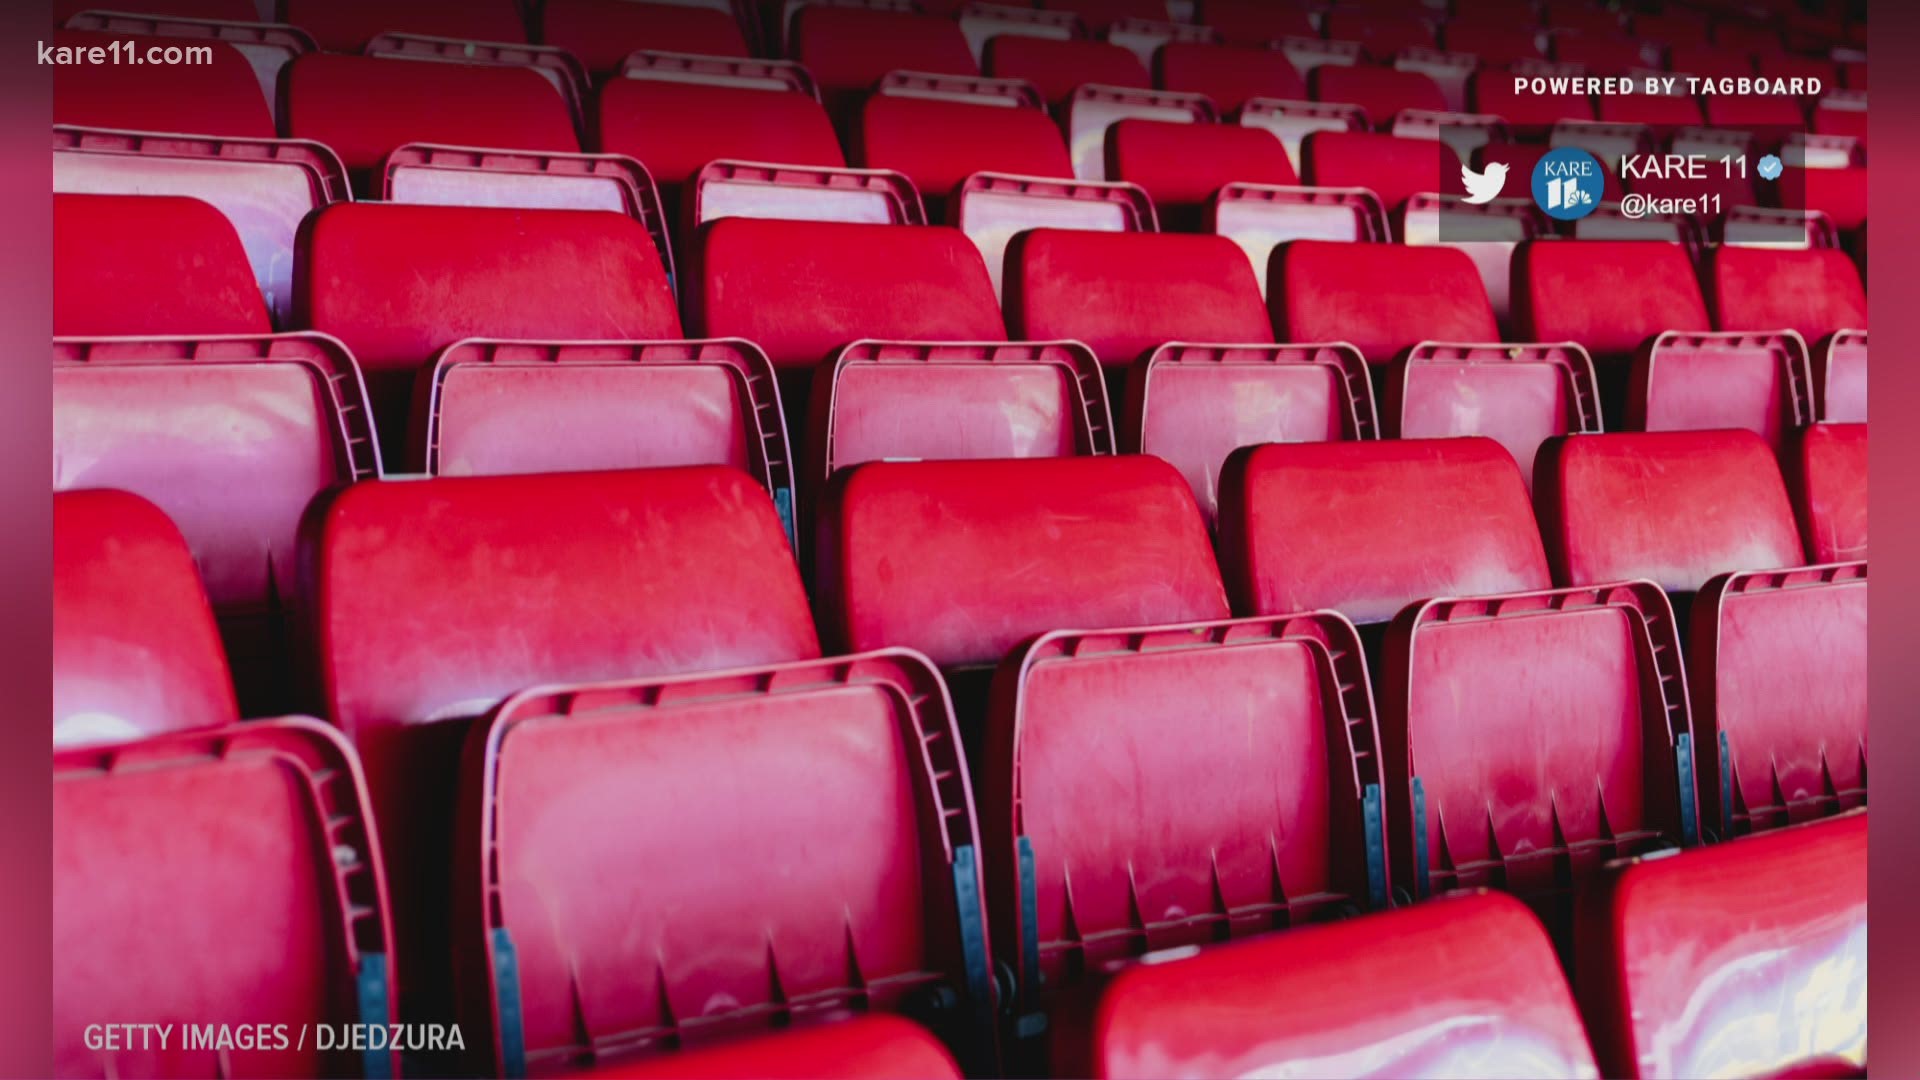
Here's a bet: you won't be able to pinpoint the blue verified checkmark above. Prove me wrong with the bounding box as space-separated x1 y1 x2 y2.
1757 154 1784 181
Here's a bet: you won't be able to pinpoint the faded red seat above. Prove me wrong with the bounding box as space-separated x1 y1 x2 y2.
588 1016 962 1079
1106 118 1296 212
542 0 750 76
53 192 269 337
984 36 1150 106
1787 422 1867 563
53 490 236 749
1083 892 1598 1079
794 6 978 97
1271 240 1497 364
1310 64 1447 128
1708 246 1868 345
1576 813 1867 1078
51 30 273 138
1155 42 1307 113
857 94 1071 204
1301 130 1461 212
281 0 527 52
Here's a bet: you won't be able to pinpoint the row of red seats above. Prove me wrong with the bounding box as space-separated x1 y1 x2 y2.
56 426 1866 1075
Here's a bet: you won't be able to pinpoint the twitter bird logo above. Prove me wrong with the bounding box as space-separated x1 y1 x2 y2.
1460 161 1509 204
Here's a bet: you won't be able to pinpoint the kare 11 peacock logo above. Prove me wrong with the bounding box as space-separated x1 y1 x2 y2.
1531 147 1606 221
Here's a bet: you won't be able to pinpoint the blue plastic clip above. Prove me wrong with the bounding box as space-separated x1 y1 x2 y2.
1016 837 1039 1006
1412 778 1430 899
773 487 796 550
1676 732 1698 845
493 928 528 1079
1719 730 1733 839
1362 783 1386 909
952 846 994 1015
356 952 393 1080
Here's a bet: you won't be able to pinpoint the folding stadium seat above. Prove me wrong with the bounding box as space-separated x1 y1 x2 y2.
1216 439 1698 911
1777 164 1868 233
793 5 978 102
53 192 268 337
816 456 1230 728
1788 423 1867 564
1440 23 1547 67
1271 240 1509 364
1630 9 1712 46
1576 812 1867 1079
1709 246 1867 421
295 202 681 463
1550 32 1653 74
856 93 1073 213
1596 87 1706 133
53 490 236 749
1005 229 1376 521
1075 892 1600 1079
51 30 273 139
954 3 1079 66
60 9 315 125
1544 2 1625 35
53 125 347 328
1041 0 1171 33
541 0 751 77
594 1016 964 1079
53 0 258 19
56 718 397 1079
448 651 993 1074
1843 60 1867 89
950 172 1157 300
982 35 1151 106
1321 11 1436 61
1300 130 1460 216
1701 91 1805 131
1514 239 1712 418
1311 63 1448 129
283 53 578 195
982 610 1387 1067
280 0 527 52
1626 330 1814 450
1105 118 1298 230
1469 68 1595 136
1195 0 1314 47
1535 431 1859 836
306 466 822 1032
1154 42 1308 114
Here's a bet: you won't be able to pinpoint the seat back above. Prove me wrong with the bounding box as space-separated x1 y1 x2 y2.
281 0 527 52
455 651 989 1075
595 79 846 197
1310 64 1448 127
1576 812 1867 1079
1787 422 1867 563
1630 330 1813 450
543 0 751 75
599 1016 962 1079
54 720 396 1079
859 95 1072 202
1085 892 1598 1080
1005 229 1272 368
1380 582 1697 904
283 53 577 189
1272 240 1499 364
983 613 1386 1018
1470 69 1595 131
1386 343 1601 488
1196 0 1312 47
1106 118 1296 211
295 202 680 458
1154 42 1307 113
1218 438 1552 625
689 217 1004 370
1514 240 1712 360
54 193 270 337
307 466 820 1027
984 36 1150 105
1691 564 1867 836
1300 130 1459 212
52 30 273 138
56 333 378 715
1708 246 1868 345
54 129 348 327
54 490 236 748
795 6 979 95
1064 85 1217 181
953 174 1157 300
1534 430 1806 593
816 456 1228 670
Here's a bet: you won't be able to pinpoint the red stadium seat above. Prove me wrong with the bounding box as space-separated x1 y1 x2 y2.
688 217 1004 371
1208 182 1388 294
1441 23 1546 66
1385 343 1602 487
1082 892 1598 1079
54 128 348 327
1005 229 1273 368
1702 93 1804 129
590 1016 962 1078
1514 239 1712 367
1155 42 1307 113
1470 69 1595 134
1534 430 1806 594
1321 12 1436 61
542 0 751 76
1124 342 1377 525
1576 812 1866 1078
451 651 990 1074
53 490 237 749
58 10 315 125
295 202 679 459
816 456 1229 670
1105 118 1296 213
1271 240 1498 365
1787 422 1867 563
984 35 1150 106
54 0 257 18
51 30 273 139
952 173 1157 299
1778 165 1868 231
1217 438 1553 626
857 94 1072 205
1040 0 1170 33
1196 0 1314 47
307 466 820 1031
1667 42 1755 79
55 333 378 716
794 6 978 96
1550 32 1652 73
1814 328 1866 422
1300 130 1461 213
983 611 1387 1053
1629 331 1813 450
1310 64 1448 128
283 54 577 192
1708 246 1868 345
55 720 397 1079
53 192 269 337
1597 89 1705 131
279 0 526 52
1691 563 1866 835
1812 95 1868 143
